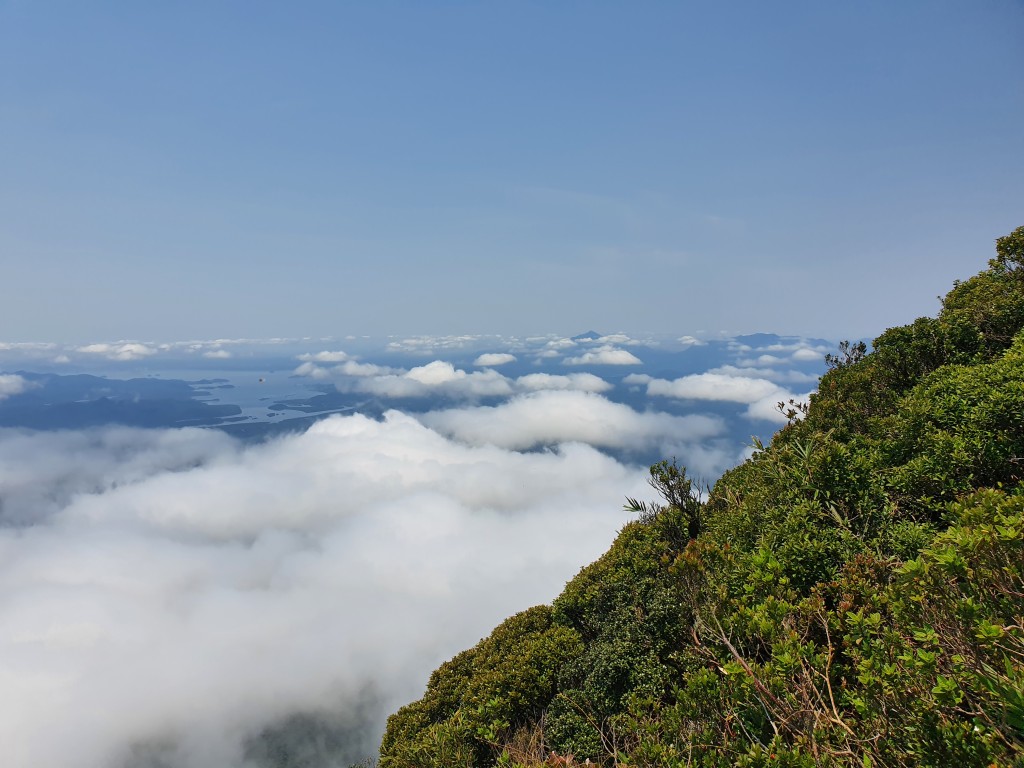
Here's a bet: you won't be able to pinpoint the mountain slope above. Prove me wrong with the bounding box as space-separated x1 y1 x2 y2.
380 227 1024 768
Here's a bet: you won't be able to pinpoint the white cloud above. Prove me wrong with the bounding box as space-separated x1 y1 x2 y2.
792 347 824 362
297 350 350 363
647 372 782 403
336 360 394 377
622 373 653 386
405 360 469 385
595 333 638 346
544 338 577 350
707 365 820 386
0 374 32 400
0 427 239 526
0 418 652 768
745 391 814 424
515 373 612 393
473 353 517 367
643 371 814 424
203 349 232 359
386 335 483 354
292 359 398 380
419 390 723 459
77 342 158 361
341 364 618 400
354 361 514 399
737 354 787 367
563 345 642 366
292 361 332 380
677 335 706 348
0 342 56 351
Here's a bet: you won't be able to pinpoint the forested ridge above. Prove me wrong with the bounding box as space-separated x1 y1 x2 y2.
379 228 1024 768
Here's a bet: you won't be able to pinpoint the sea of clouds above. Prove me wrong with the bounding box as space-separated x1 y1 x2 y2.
0 331 832 766
0 417 653 767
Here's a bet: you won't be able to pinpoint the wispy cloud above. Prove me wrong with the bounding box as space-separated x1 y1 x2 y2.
297 350 351 363
77 342 158 361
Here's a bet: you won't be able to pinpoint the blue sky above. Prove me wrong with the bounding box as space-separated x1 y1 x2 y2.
1 1 1022 342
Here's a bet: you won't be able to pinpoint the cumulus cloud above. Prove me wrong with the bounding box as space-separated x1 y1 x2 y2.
293 359 398 380
0 374 32 400
595 333 639 346
0 417 651 768
350 361 514 399
77 342 158 361
563 345 642 366
295 359 618 400
473 353 517 367
514 373 612 393
292 361 332 380
203 349 232 359
419 390 724 466
622 373 653 386
544 338 577 350
643 372 813 424
737 354 787 367
646 372 782 403
792 347 824 362
337 360 394 377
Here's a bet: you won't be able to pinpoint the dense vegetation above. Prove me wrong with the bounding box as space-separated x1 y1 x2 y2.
380 228 1024 768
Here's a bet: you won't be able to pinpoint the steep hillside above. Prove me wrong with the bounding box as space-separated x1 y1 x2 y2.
380 227 1024 768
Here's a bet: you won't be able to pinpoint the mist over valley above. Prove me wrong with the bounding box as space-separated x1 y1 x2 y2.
0 331 831 766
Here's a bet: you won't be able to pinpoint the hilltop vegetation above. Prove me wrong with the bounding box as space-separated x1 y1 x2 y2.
380 227 1024 768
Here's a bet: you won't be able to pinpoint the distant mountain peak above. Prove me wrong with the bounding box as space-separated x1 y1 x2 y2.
571 330 602 341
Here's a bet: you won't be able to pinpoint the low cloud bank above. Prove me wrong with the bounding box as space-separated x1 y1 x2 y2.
293 358 618 399
0 415 655 767
642 372 812 424
419 390 728 476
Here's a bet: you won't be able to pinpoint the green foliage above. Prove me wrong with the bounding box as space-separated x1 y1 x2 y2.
380 606 582 767
646 459 703 540
380 228 1024 767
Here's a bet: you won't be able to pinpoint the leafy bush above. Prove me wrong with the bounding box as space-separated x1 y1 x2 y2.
380 227 1024 767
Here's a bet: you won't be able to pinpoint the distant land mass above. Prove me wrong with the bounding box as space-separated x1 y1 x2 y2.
0 331 837 472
